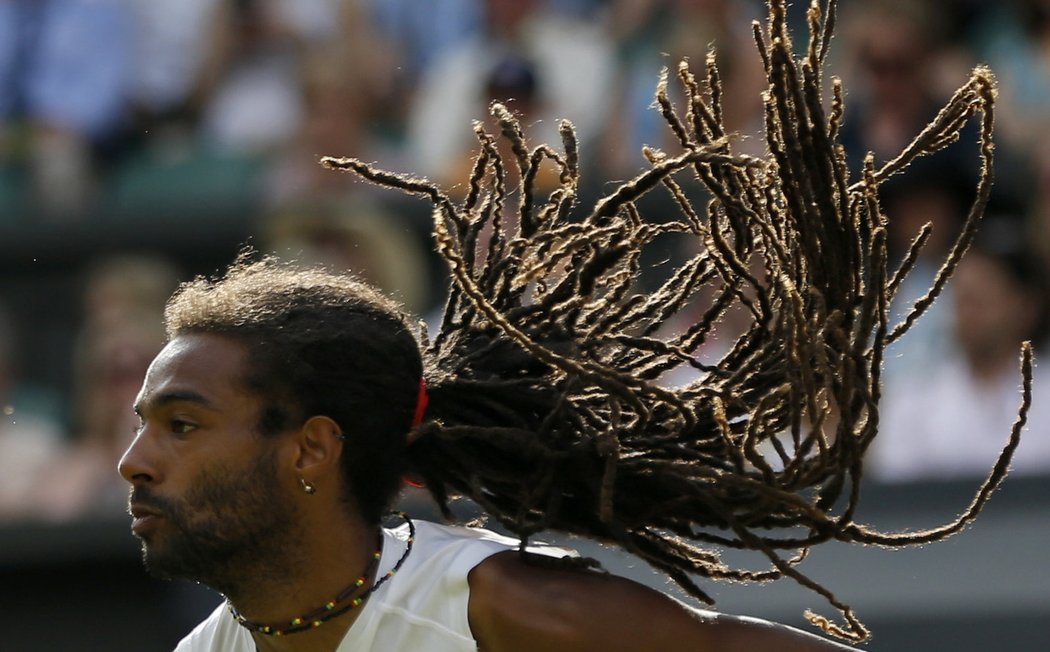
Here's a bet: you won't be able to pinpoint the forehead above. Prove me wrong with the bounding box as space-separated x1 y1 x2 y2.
136 333 253 411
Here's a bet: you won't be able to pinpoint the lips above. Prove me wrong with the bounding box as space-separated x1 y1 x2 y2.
128 504 164 535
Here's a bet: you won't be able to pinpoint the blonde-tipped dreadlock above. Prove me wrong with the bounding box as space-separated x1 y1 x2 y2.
320 0 1029 642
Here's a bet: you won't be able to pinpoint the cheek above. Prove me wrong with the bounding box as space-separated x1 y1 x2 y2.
180 451 293 529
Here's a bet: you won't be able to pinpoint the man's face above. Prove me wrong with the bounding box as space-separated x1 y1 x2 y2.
118 333 302 591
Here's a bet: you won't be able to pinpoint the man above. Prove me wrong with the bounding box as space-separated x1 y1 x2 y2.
120 259 855 651
121 0 1017 649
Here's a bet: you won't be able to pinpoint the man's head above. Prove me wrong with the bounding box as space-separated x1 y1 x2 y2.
163 257 423 522
120 333 303 592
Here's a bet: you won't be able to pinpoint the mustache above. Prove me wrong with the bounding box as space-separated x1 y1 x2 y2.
128 487 179 517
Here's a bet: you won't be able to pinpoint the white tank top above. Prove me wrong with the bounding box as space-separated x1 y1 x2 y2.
174 519 567 651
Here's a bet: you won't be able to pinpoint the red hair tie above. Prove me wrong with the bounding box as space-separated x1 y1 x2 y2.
404 378 430 489
411 377 429 428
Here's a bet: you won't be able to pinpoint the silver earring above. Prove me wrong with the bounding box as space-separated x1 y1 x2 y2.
300 478 316 495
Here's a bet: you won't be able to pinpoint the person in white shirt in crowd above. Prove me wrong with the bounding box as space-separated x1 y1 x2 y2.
873 216 1050 481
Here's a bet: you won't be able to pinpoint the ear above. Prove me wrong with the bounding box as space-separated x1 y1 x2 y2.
292 415 344 481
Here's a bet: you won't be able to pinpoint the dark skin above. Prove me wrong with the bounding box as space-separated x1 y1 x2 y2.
468 553 855 652
120 334 375 652
119 333 855 652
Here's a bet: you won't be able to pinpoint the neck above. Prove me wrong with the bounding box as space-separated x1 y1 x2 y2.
229 515 381 652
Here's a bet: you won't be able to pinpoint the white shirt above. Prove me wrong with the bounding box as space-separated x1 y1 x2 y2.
872 355 1050 482
175 519 566 651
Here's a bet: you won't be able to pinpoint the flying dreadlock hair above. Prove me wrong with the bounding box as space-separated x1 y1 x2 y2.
318 0 1031 642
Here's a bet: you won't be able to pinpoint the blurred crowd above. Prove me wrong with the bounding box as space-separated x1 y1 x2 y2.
1 0 1049 525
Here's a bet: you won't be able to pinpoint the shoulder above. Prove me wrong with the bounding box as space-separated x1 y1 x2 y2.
466 552 856 652
466 551 704 652
406 520 568 574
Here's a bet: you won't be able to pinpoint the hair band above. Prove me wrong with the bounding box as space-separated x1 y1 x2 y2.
411 378 429 428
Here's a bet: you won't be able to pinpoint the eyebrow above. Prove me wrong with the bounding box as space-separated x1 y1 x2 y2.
134 390 217 415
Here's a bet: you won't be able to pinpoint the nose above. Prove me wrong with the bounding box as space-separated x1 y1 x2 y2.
118 429 160 486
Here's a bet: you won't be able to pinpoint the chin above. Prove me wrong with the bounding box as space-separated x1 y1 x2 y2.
141 542 181 581
140 537 197 582
140 537 244 596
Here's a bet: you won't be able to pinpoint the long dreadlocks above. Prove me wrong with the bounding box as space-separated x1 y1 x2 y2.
314 0 1028 642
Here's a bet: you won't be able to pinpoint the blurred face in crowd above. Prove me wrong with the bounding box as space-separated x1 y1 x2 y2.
118 334 304 592
952 251 1040 370
851 5 933 110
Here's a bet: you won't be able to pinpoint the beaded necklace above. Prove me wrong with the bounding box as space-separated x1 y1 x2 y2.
228 513 415 637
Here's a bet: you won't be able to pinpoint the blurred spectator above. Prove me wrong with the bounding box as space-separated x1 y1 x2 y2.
98 0 351 223
872 217 1050 481
879 168 971 382
403 0 615 186
29 255 179 522
834 0 980 179
121 0 221 145
196 0 341 156
600 0 767 178
263 0 476 179
832 0 1010 384
0 0 132 216
365 0 481 91
266 1 410 204
969 0 1050 157
263 195 432 317
437 50 568 203
266 48 377 204
0 300 65 521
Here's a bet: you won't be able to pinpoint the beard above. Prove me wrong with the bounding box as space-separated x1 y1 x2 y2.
128 448 303 597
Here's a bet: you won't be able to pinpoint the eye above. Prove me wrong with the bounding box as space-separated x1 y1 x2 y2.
171 419 197 435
